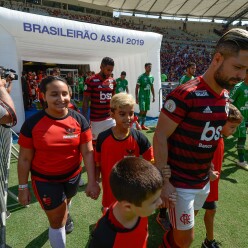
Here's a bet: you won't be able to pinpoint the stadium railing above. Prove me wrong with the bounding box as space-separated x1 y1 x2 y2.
0 126 12 247
159 83 178 110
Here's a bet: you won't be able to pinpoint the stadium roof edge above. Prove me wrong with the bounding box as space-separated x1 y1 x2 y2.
49 0 248 24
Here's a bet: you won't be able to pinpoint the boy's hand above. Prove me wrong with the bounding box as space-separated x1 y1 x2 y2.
161 165 171 179
168 192 177 207
85 181 101 200
160 181 177 208
209 170 220 181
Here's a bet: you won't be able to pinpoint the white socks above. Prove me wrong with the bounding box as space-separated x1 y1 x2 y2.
49 226 66 248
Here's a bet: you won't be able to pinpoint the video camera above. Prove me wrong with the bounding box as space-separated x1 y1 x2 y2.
0 66 18 81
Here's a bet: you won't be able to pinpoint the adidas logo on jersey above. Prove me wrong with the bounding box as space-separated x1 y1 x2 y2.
98 85 102 88
203 106 212 113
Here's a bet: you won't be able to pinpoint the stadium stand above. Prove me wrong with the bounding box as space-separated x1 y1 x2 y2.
1 0 227 82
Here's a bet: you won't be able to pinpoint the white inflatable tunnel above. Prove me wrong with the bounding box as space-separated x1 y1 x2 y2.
0 7 162 132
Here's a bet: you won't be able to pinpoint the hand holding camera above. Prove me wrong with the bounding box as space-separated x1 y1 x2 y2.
0 66 17 127
0 66 18 81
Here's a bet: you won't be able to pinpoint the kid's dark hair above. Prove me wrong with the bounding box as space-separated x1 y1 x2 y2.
214 28 248 58
101 57 114 67
110 157 163 207
40 76 68 94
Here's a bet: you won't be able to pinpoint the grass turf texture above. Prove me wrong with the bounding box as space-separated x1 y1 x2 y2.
6 130 248 248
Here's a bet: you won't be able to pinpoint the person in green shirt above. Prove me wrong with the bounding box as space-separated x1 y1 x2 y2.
115 71 129 94
179 62 196 85
161 73 167 83
78 73 85 94
135 63 155 130
229 72 248 170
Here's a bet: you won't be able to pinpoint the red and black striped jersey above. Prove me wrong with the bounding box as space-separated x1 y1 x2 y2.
162 76 229 189
89 203 148 248
84 73 116 121
18 109 92 181
95 128 154 207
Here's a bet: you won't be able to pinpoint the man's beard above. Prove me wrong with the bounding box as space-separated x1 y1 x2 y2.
214 64 242 90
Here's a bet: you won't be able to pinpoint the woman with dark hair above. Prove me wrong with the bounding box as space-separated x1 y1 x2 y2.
18 76 100 248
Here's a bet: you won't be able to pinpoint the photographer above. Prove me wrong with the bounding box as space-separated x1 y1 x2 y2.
0 72 16 126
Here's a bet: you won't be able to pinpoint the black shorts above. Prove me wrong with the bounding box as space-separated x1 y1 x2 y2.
32 173 81 210
202 201 217 210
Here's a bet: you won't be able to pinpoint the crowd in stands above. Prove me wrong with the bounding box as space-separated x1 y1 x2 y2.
161 43 212 81
2 0 220 81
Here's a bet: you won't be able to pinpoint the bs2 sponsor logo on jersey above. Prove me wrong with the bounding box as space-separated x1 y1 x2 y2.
200 122 222 142
100 91 112 100
195 90 209 97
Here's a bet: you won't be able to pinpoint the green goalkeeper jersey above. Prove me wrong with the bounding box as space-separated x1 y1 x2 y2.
137 73 154 99
179 75 194 85
115 78 128 93
229 81 248 120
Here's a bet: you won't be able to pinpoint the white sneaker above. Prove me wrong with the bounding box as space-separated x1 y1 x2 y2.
79 177 84 186
237 161 248 170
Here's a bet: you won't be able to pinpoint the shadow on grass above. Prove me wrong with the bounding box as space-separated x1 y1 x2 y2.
220 167 239 184
224 136 237 150
223 150 237 163
77 184 87 193
221 149 239 184
25 229 48 248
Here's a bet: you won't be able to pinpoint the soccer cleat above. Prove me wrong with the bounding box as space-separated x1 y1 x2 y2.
236 161 248 170
65 213 74 234
201 238 221 248
156 213 171 231
141 125 149 130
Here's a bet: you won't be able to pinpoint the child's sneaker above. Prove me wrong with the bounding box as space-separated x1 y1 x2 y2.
236 161 248 170
65 214 74 234
201 238 221 248
141 125 149 130
79 177 84 187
